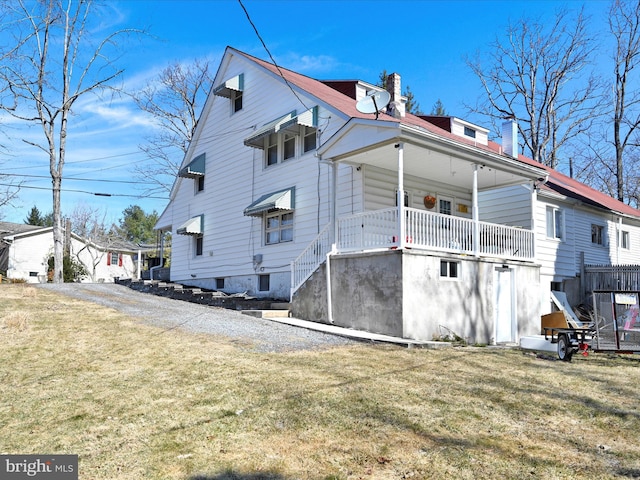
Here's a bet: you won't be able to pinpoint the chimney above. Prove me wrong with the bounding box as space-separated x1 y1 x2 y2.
501 118 518 158
385 72 405 118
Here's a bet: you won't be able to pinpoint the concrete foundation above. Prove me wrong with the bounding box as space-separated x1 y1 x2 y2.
291 249 541 345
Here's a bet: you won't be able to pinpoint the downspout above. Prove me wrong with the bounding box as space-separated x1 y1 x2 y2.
472 164 479 257
137 249 141 280
150 232 165 281
326 156 337 323
617 217 622 264
396 142 405 249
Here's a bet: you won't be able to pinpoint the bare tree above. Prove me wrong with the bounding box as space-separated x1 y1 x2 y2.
0 0 135 282
610 0 640 203
132 58 213 196
466 8 604 169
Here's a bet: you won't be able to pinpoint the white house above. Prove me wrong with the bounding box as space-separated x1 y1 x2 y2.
0 222 145 283
156 46 640 345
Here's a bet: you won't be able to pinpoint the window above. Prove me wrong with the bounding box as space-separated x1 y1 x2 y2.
619 230 630 249
195 234 203 256
259 274 270 292
265 212 294 245
283 132 296 161
464 126 476 138
196 175 205 193
395 189 410 207
439 199 452 216
107 252 121 266
546 206 563 240
232 90 243 113
216 278 225 289
266 133 278 166
302 126 317 153
440 260 459 278
591 224 605 245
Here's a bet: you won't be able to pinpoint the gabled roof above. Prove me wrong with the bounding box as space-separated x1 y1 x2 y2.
0 222 49 239
168 47 640 224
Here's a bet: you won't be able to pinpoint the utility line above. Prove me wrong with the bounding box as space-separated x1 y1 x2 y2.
0 182 168 199
237 0 311 113
0 173 148 185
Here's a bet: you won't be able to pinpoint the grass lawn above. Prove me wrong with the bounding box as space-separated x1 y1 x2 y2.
1 284 640 479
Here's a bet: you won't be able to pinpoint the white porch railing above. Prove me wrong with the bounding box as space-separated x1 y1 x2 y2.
337 207 535 259
290 223 333 295
291 208 535 298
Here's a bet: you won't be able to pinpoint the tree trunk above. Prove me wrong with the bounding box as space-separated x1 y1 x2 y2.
52 174 64 283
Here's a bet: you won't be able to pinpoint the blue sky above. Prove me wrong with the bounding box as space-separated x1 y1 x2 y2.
0 0 609 225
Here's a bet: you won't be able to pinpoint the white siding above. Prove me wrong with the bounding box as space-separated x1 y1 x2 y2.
5 233 51 282
363 165 472 214
478 185 532 228
5 231 136 283
165 53 349 297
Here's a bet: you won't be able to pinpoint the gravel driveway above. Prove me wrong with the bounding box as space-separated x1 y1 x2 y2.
36 283 357 353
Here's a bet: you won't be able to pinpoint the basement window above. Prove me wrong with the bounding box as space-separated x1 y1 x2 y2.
259 274 270 292
216 278 225 289
440 260 459 279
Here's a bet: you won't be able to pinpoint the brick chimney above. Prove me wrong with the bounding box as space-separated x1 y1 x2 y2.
385 72 405 118
502 118 518 158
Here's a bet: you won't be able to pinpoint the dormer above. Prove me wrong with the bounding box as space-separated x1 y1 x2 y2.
419 116 489 146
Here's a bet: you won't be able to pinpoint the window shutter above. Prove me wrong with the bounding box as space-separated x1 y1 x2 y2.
118 254 123 267
107 252 111 266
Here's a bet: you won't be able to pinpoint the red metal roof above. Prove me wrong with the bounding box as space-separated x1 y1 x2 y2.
235 48 640 220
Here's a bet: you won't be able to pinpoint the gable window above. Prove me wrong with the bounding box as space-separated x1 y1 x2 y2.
196 175 205 193
619 230 630 249
213 73 244 115
232 90 243 113
195 234 204 256
546 206 563 240
591 224 605 245
440 260 459 279
266 212 294 245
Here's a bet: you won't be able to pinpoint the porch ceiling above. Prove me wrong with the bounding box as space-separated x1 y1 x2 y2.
319 120 547 191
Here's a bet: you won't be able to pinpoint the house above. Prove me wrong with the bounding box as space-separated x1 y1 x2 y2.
0 222 148 283
155 46 640 345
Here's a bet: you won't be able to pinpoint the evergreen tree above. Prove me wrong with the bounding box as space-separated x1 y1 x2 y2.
430 99 448 116
24 206 53 226
118 205 159 244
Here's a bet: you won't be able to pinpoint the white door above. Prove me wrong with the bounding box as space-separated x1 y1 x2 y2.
494 267 516 343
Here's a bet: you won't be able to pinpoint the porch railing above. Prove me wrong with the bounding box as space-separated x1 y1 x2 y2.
337 207 534 260
291 208 535 298
290 223 333 296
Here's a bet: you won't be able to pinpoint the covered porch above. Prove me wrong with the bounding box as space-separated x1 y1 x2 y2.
292 117 547 294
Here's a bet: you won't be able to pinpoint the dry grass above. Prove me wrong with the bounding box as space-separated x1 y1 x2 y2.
1 284 639 480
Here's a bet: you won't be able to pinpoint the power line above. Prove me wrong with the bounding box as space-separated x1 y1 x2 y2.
1 173 148 185
237 0 311 112
0 183 168 199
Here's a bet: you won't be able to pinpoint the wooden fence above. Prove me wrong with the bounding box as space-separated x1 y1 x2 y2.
584 264 640 292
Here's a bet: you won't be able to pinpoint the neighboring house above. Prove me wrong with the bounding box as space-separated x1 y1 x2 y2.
156 46 640 345
0 222 147 283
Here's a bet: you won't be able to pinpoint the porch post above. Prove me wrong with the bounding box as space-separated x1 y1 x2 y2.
472 164 479 257
397 142 405 249
331 159 338 246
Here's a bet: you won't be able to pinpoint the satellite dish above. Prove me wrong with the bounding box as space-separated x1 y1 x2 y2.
356 90 391 119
